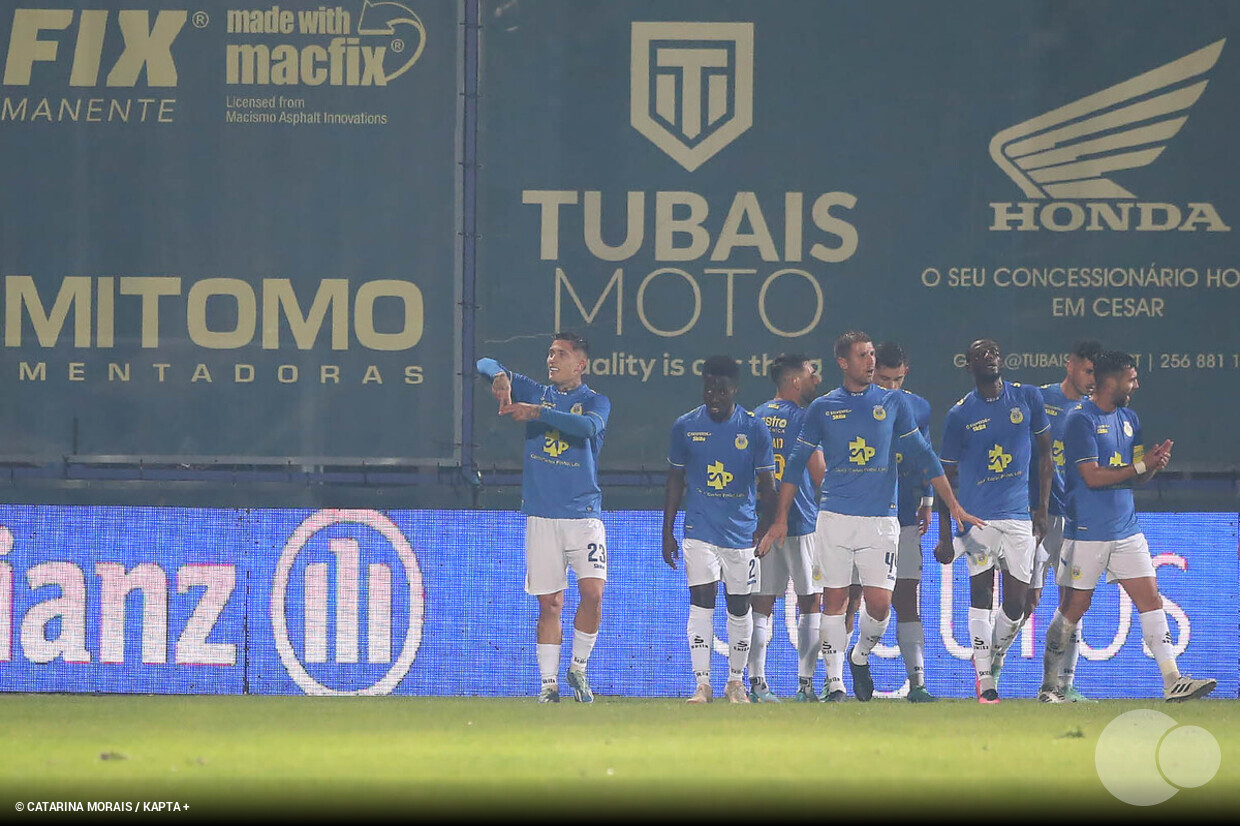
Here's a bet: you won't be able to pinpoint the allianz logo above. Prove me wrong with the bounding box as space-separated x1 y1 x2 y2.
988 39 1228 232
0 510 424 696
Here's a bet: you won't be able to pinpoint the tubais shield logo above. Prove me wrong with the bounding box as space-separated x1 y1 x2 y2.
271 509 424 696
630 21 753 172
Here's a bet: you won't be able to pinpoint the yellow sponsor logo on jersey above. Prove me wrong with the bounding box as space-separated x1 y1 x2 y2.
1108 452 1125 467
1096 425 1110 434
735 433 749 450
1010 407 1024 424
1052 439 1065 468
849 437 876 466
966 418 990 432
543 429 570 458
706 460 734 490
987 444 1013 473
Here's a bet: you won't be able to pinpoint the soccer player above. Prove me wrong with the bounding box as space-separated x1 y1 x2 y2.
1040 350 1215 703
749 354 826 702
663 355 777 704
1022 340 1102 702
871 342 937 702
934 338 1052 703
476 332 610 704
759 331 983 703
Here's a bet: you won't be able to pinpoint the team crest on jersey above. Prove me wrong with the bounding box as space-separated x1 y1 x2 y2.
735 433 749 450
1123 421 1133 437
571 403 583 415
873 405 886 421
1010 407 1024 424
1072 565 1083 580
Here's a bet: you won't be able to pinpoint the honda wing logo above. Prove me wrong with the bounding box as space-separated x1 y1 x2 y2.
631 22 753 172
990 40 1224 200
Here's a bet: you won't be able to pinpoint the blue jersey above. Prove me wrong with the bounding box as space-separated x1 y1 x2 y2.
477 358 609 519
668 405 775 549
755 398 819 537
1063 399 1144 541
1029 382 1088 517
940 381 1050 521
893 390 933 528
784 384 944 519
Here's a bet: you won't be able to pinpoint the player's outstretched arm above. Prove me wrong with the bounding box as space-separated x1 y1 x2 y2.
662 467 686 570
930 473 984 535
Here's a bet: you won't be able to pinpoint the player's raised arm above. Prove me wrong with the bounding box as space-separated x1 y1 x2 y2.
476 357 513 408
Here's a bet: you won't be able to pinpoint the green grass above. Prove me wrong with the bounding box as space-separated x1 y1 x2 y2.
1 695 1237 820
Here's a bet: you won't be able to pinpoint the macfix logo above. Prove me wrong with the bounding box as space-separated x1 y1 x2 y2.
988 39 1229 232
225 0 427 87
1 9 186 87
630 21 754 172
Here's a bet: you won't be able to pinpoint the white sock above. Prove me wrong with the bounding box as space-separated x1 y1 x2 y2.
1060 620 1081 685
687 605 713 686
748 612 770 684
797 612 821 680
992 608 1023 660
1042 608 1076 690
570 629 597 673
536 643 560 688
897 621 925 687
726 609 753 683
820 613 847 693
1139 609 1180 690
853 608 889 664
968 607 995 689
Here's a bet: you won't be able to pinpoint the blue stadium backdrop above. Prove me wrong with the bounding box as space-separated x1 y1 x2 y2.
0 506 1235 698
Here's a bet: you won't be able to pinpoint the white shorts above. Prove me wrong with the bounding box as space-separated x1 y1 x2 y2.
757 533 816 596
683 537 759 594
896 525 923 580
814 511 899 590
1056 533 1156 588
1032 515 1066 586
951 519 1036 584
524 516 607 595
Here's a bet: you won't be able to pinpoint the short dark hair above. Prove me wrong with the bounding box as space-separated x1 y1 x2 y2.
1069 339 1103 363
553 330 589 356
769 353 809 386
874 342 908 369
1092 349 1136 383
834 330 872 361
702 355 740 381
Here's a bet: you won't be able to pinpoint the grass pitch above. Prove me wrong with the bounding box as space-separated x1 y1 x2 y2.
1 694 1236 821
